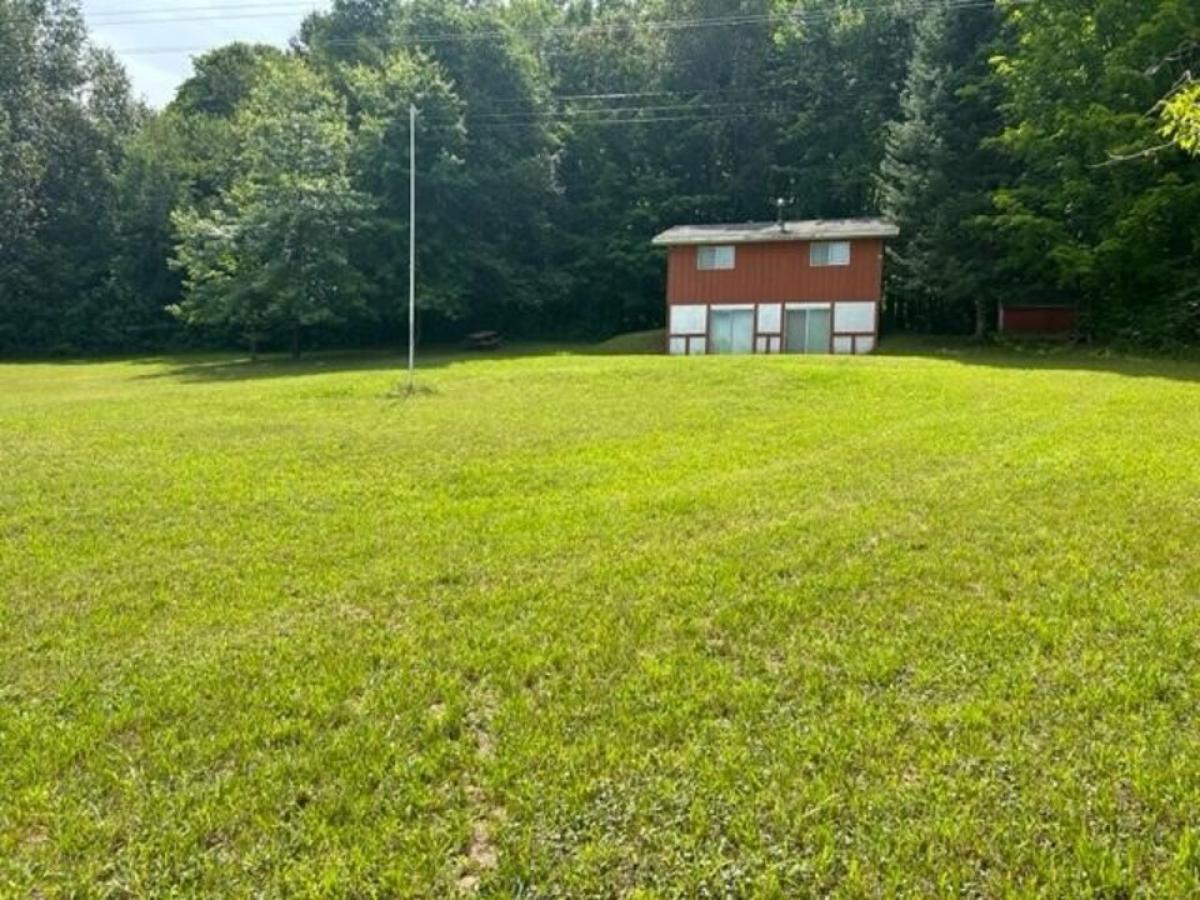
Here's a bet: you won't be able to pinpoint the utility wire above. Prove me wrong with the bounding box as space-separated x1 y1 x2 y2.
344 87 816 125
88 0 1003 28
461 100 794 123
486 84 808 108
89 10 329 28
420 109 787 133
71 0 1012 55
86 0 323 15
86 1 323 20
82 0 890 24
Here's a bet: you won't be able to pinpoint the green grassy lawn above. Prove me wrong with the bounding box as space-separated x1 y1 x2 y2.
5 342 1200 895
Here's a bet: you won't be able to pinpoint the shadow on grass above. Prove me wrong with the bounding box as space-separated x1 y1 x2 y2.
132 330 670 383
130 343 595 383
23 331 1200 386
877 333 1200 384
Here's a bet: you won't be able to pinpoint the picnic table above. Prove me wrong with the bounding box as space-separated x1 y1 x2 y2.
464 331 503 351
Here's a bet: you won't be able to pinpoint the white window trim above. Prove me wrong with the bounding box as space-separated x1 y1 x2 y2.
669 304 707 335
810 240 851 267
833 301 877 334
697 245 736 271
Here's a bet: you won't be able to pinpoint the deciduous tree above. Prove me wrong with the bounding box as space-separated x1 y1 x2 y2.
0 0 140 351
171 59 372 357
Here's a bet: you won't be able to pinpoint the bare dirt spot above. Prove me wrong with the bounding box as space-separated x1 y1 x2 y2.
454 685 505 893
457 812 504 893
468 821 499 870
457 873 481 893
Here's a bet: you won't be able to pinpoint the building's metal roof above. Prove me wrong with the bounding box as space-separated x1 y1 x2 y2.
651 218 899 246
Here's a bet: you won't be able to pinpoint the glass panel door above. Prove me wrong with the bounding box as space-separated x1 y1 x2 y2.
709 310 754 355
784 309 806 354
730 310 753 354
710 310 732 354
805 308 831 353
784 308 832 354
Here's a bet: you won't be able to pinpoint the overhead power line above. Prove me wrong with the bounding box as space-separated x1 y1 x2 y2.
420 108 786 133
88 6 782 31
463 99 792 123
89 10 328 28
75 0 1012 55
85 0 323 19
485 84 808 109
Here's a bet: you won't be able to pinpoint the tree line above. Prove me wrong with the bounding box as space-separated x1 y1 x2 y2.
1 0 1198 355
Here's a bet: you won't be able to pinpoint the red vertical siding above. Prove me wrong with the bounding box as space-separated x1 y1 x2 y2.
666 238 884 304
1000 306 1077 335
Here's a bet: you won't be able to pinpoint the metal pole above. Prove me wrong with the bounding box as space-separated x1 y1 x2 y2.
408 104 417 394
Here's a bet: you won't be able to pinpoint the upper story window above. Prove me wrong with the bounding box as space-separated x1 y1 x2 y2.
697 245 736 271
810 240 851 267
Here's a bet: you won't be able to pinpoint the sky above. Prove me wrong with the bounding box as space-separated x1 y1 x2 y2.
81 1 332 108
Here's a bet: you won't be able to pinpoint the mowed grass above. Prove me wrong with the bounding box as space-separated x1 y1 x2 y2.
5 342 1200 896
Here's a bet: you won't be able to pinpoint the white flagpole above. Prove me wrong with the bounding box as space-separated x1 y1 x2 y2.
408 104 417 394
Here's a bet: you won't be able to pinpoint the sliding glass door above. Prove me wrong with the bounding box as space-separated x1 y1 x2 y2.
784 307 831 354
709 309 754 355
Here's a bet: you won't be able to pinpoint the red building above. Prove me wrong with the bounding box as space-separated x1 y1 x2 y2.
998 303 1079 337
652 218 899 355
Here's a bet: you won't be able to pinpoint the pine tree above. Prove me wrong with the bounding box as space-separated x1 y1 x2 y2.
878 0 1008 338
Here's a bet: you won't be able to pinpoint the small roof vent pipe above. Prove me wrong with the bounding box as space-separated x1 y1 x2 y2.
776 197 787 232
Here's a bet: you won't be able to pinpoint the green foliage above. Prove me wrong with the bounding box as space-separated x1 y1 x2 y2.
8 347 1200 891
342 51 470 318
107 113 190 348
773 0 916 217
170 59 373 355
171 42 284 119
1163 82 1200 155
0 0 141 352
394 0 566 329
878 1 1009 337
542 1 678 335
4 0 1200 350
986 0 1200 343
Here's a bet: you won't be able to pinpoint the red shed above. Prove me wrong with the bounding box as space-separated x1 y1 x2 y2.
652 218 899 355
998 303 1079 338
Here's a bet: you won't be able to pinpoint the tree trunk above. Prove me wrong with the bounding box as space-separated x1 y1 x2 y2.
291 325 301 360
973 298 987 342
249 334 258 362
